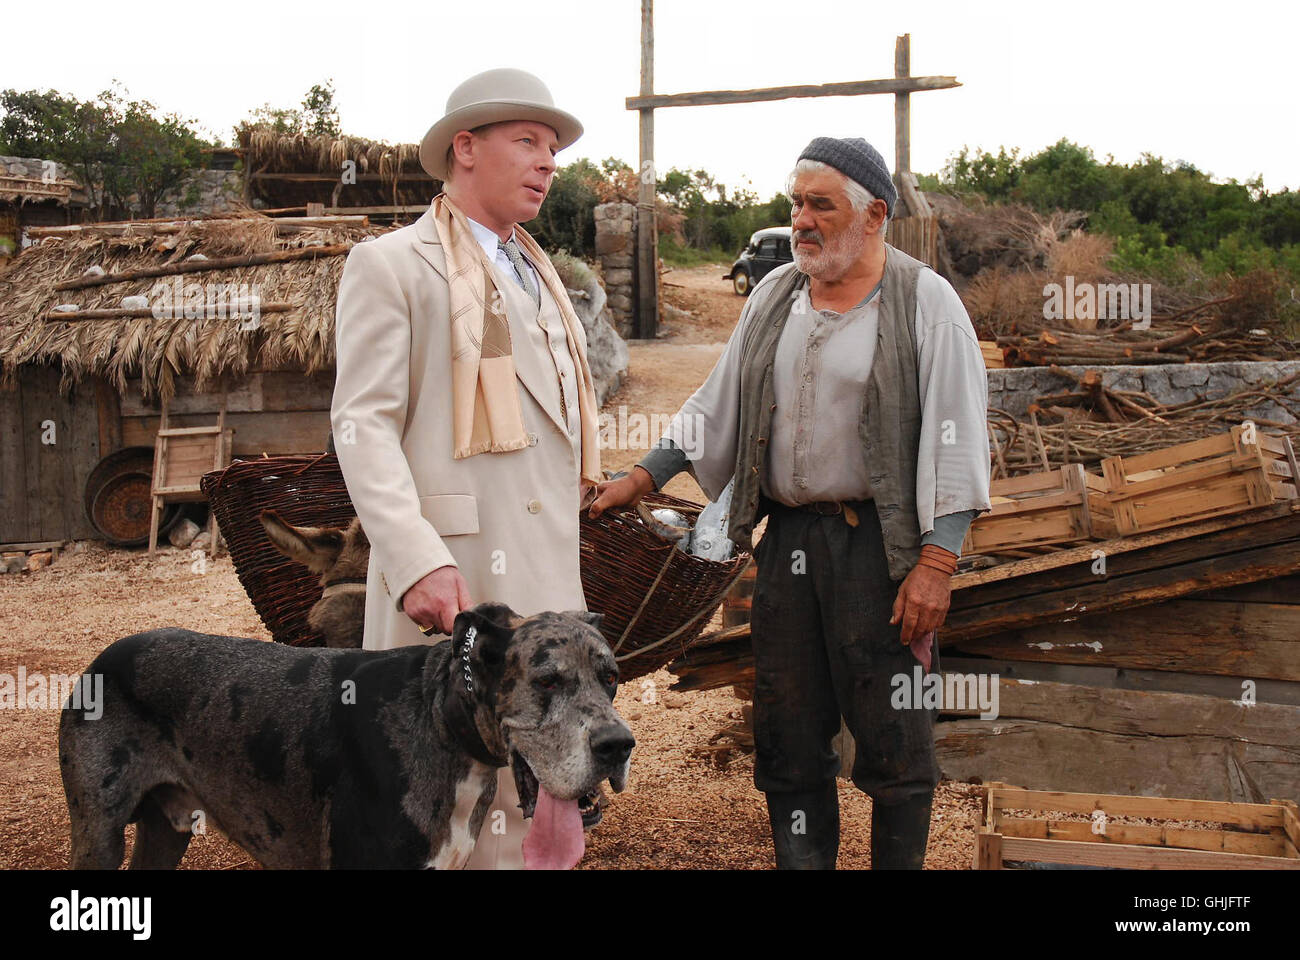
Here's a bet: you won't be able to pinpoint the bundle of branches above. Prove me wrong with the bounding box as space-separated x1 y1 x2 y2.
989 368 1300 478
929 194 1087 279
996 270 1296 365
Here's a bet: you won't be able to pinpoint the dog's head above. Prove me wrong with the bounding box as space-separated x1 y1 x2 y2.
449 602 634 829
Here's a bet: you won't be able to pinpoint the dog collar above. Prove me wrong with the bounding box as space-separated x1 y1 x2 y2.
440 625 508 767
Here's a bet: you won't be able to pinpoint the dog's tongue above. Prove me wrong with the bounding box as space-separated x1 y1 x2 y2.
522 785 585 870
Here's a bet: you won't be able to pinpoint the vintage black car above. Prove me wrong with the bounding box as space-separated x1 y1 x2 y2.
724 226 793 296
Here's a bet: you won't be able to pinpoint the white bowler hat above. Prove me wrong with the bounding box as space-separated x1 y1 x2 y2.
419 68 583 180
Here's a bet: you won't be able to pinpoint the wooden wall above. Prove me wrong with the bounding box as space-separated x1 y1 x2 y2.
0 366 335 545
0 365 104 544
118 370 334 457
935 576 1300 803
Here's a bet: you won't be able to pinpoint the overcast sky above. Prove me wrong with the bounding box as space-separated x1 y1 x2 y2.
6 0 1297 198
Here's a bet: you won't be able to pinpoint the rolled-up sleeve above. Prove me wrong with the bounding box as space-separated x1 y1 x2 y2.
331 241 456 612
914 272 992 538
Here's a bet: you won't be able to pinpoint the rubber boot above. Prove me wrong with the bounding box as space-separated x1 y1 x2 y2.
764 783 840 870
870 791 933 870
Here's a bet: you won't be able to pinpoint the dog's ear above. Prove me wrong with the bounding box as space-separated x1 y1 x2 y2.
452 603 520 680
561 610 604 632
260 509 344 573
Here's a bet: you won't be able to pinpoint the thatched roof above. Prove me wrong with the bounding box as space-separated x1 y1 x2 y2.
236 125 435 210
0 213 390 403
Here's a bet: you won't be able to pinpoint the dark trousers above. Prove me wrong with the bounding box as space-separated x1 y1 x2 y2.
750 498 940 803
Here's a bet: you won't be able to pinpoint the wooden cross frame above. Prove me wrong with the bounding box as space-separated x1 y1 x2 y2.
626 1 959 337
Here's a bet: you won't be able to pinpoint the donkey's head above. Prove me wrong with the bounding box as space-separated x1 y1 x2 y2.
259 510 370 649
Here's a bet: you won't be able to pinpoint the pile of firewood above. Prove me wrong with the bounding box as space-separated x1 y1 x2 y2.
989 368 1300 478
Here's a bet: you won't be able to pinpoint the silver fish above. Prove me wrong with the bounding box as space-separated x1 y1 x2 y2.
635 502 692 550
688 478 735 561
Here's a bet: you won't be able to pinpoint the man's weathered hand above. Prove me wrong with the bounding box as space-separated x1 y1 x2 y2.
401 564 472 636
587 466 656 519
890 564 952 646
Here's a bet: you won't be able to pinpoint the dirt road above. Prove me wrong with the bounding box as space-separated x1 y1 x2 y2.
0 262 983 870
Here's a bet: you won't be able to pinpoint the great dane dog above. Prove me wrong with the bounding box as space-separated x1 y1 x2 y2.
59 602 634 869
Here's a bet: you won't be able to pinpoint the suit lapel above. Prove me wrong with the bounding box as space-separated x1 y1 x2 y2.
412 208 568 437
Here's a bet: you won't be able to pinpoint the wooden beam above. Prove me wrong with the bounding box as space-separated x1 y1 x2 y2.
53 244 352 291
26 216 367 239
46 303 293 322
996 836 1300 869
625 75 960 110
894 34 911 178
635 0 659 340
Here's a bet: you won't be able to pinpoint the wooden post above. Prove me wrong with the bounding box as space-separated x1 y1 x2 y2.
635 0 659 339
894 34 911 210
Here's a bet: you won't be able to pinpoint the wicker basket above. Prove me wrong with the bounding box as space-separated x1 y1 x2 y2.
578 492 751 680
203 455 750 676
201 454 355 647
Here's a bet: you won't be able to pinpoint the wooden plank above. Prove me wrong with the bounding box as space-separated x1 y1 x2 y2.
945 535 1300 642
948 599 1300 681
121 376 265 416
990 785 1286 829
951 502 1297 592
941 678 1300 746
950 505 1300 614
997 836 1299 869
939 724 1300 805
939 655 1300 707
625 75 961 110
29 366 63 542
997 818 1288 857
257 370 334 412
974 828 1001 870
65 377 102 540
121 410 328 457
0 372 29 543
93 376 122 457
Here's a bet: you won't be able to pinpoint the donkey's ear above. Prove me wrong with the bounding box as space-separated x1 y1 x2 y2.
260 509 343 573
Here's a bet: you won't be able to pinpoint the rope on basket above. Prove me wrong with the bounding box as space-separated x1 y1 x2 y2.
614 558 752 663
612 543 677 654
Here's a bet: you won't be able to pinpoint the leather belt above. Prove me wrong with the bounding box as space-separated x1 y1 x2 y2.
762 495 872 525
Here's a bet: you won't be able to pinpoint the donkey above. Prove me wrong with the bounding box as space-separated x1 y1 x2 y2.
259 510 369 649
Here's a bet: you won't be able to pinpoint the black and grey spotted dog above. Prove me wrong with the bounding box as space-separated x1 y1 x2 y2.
59 602 634 869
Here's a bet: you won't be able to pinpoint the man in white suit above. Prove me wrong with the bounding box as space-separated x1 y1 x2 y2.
330 69 603 869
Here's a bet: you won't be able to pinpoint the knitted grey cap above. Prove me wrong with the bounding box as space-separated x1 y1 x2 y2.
797 136 897 217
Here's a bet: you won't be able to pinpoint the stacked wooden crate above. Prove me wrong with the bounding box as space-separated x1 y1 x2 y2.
963 426 1298 558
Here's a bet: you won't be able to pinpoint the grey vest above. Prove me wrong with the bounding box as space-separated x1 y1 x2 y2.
727 244 928 582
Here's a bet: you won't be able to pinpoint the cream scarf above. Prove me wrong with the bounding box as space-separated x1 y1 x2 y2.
431 193 602 485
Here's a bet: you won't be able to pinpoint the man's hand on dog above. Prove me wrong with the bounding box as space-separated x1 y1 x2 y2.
587 466 656 519
403 565 472 636
890 563 951 646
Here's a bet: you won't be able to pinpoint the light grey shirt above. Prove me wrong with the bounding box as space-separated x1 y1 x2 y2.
643 261 992 554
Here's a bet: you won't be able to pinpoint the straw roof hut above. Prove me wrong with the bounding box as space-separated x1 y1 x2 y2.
235 125 436 216
0 213 389 546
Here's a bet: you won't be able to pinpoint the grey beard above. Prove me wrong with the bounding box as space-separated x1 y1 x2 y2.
792 224 868 280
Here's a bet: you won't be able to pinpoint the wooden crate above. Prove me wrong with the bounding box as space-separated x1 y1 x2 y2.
975 782 1300 870
1096 426 1299 537
963 463 1106 555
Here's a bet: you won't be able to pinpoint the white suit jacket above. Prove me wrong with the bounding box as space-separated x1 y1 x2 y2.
331 208 589 651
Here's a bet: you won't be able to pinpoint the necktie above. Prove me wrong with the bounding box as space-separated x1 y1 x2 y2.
498 237 540 306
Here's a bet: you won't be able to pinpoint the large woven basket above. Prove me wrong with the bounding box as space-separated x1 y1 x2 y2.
201 454 355 647
578 492 750 680
202 455 750 677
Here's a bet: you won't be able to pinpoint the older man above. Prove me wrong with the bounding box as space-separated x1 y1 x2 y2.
331 69 603 869
591 137 990 869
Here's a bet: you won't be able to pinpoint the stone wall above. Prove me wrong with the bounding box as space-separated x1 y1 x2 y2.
594 201 636 338
154 170 243 218
988 360 1300 425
